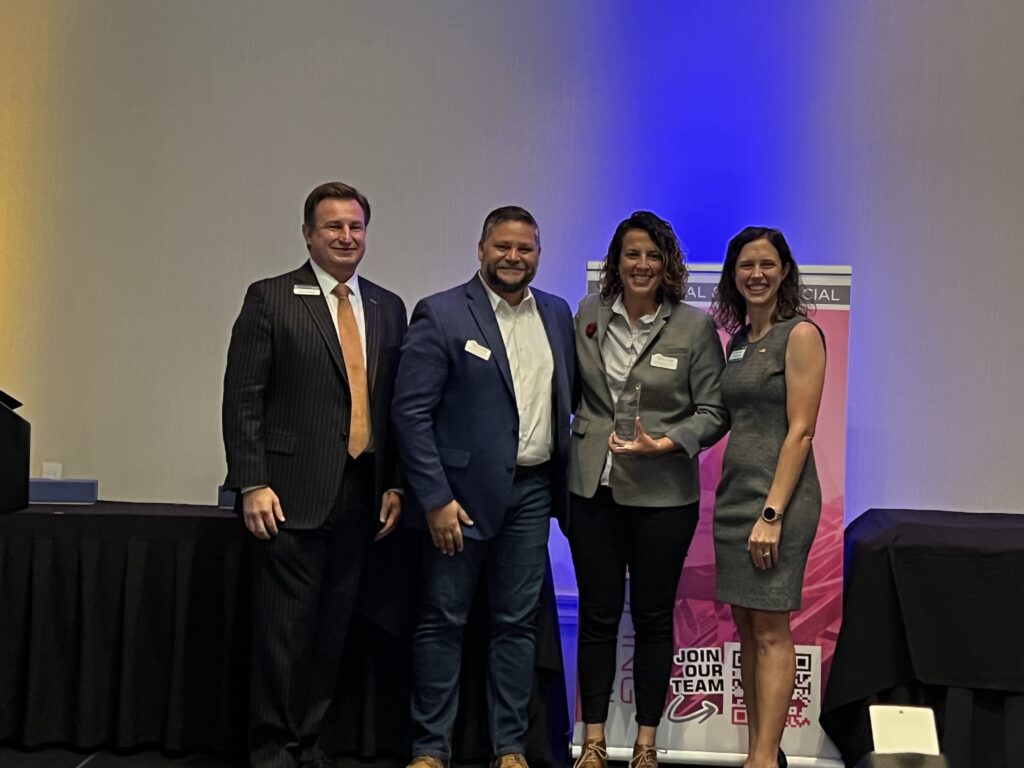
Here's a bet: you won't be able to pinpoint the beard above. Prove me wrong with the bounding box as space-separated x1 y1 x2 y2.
481 261 535 295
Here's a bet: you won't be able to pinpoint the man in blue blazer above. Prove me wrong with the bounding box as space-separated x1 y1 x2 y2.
392 206 575 768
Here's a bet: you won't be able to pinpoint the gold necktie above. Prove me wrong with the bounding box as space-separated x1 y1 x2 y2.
332 284 370 458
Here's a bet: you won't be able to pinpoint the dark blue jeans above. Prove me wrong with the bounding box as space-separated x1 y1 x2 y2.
410 472 551 760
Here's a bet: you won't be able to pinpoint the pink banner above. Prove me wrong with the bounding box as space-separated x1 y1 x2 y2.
575 265 849 765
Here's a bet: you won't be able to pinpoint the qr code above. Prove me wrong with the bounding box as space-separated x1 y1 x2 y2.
788 651 814 727
726 643 818 728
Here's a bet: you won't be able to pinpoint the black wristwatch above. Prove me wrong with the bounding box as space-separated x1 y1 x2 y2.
761 506 781 523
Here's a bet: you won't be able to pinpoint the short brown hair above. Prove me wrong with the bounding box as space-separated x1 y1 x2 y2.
479 206 540 246
303 182 371 228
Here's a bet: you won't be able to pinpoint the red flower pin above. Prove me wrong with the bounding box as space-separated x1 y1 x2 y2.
585 322 597 338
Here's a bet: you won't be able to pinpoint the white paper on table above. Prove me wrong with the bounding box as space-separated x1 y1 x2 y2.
869 704 941 755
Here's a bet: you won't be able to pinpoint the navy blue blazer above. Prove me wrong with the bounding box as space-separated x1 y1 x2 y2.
392 275 575 540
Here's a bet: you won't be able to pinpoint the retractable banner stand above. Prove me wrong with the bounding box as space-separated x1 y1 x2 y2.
575 264 850 767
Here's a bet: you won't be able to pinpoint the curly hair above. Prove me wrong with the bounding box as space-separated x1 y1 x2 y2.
599 211 687 303
711 226 809 334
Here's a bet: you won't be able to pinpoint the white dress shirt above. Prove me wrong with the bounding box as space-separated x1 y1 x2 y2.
598 294 661 485
479 273 554 466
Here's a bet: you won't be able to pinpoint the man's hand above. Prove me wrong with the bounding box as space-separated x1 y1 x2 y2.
242 487 285 540
375 490 402 541
425 499 474 556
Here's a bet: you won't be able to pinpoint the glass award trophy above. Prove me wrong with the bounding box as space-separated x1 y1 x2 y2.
614 383 641 441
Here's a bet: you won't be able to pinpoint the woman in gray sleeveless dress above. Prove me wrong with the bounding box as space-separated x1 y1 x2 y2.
711 227 826 768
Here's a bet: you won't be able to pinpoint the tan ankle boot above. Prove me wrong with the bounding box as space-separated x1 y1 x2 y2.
629 743 657 768
491 753 528 768
407 756 447 768
573 738 607 768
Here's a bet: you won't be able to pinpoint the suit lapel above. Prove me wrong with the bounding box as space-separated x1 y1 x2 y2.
536 290 568 405
589 296 615 406
466 277 515 399
595 297 613 369
294 263 347 382
360 277 381 392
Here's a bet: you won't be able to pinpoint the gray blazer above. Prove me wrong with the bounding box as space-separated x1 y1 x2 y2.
568 292 728 507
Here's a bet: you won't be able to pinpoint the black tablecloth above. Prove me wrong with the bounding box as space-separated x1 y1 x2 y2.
820 508 1024 768
0 503 569 764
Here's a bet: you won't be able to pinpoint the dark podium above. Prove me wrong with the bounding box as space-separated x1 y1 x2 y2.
0 390 30 514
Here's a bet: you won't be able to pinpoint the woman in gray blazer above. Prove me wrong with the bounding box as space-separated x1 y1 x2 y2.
569 212 728 768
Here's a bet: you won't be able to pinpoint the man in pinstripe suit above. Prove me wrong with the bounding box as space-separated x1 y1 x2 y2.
222 182 407 768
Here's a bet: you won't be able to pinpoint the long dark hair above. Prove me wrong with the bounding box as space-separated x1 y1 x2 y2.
712 226 808 334
599 211 687 303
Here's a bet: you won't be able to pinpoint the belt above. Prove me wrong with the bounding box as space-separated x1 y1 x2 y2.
513 461 551 482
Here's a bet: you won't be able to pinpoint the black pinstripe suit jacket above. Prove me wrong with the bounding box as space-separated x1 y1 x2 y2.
222 261 407 529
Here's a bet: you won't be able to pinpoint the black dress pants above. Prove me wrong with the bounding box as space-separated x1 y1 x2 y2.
247 454 375 768
568 487 699 727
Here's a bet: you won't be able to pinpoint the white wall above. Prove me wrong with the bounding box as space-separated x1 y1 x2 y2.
1 0 1022 516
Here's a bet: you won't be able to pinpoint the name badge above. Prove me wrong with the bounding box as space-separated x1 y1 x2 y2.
650 353 678 371
728 347 746 362
464 339 492 361
293 285 321 296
